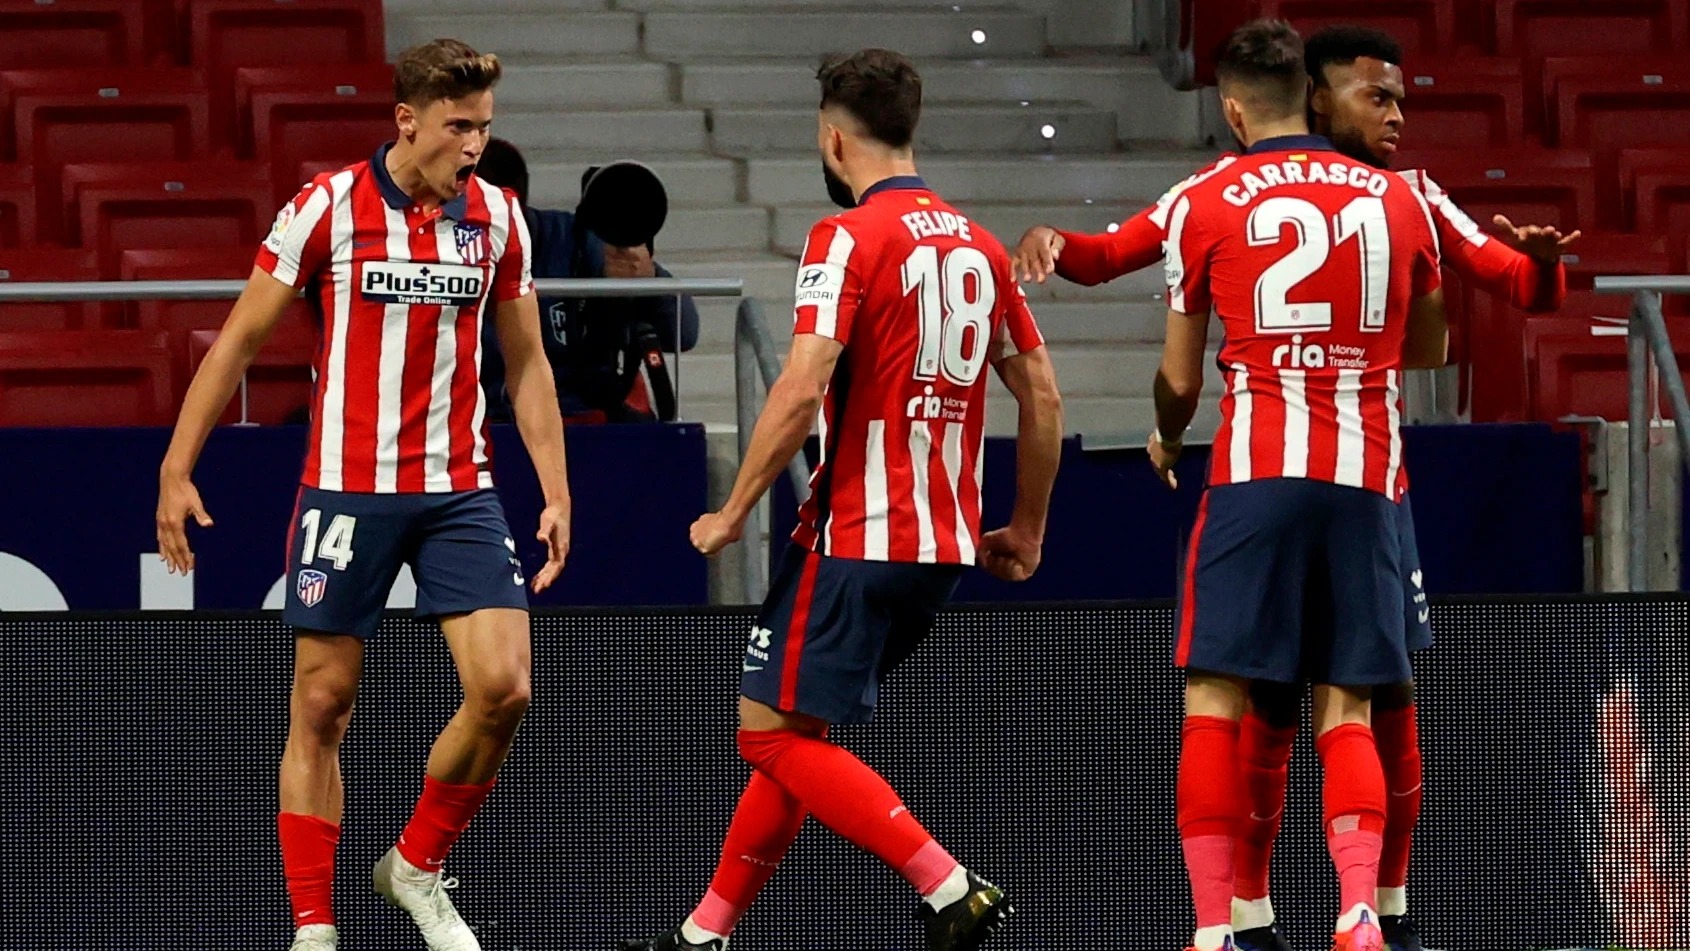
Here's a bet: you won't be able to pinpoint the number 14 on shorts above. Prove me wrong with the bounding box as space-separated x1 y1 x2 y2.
299 508 356 570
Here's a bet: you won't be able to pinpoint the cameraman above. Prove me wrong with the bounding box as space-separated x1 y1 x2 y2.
476 137 699 423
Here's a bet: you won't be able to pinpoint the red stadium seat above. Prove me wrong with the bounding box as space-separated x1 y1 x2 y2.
0 0 148 70
0 249 104 331
0 69 212 241
1399 58 1526 149
0 330 174 426
1466 290 1638 422
187 0 384 142
122 247 315 379
187 325 315 425
1557 233 1672 292
61 162 271 274
1397 148 1597 232
1547 60 1690 222
1493 0 1690 60
235 65 392 207
1525 315 1690 421
1258 0 1455 57
1616 147 1690 229
0 162 35 248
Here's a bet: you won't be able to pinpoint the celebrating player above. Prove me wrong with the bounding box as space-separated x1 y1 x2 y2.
154 40 571 951
618 48 1063 951
1009 23 1577 951
1148 20 1446 951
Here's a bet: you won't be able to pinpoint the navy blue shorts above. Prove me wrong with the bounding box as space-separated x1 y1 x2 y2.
1175 479 1412 686
743 545 963 725
282 486 529 638
1399 491 1433 653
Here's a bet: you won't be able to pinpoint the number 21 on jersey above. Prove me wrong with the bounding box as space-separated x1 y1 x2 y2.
1249 196 1391 335
902 245 995 386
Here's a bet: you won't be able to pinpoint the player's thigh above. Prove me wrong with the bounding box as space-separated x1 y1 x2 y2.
289 633 365 733
1176 481 1319 684
741 547 892 726
1310 487 1413 688
439 607 532 705
410 489 531 622
283 487 411 639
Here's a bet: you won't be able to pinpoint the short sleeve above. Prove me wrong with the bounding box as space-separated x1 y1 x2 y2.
1403 187 1444 298
793 218 861 343
493 189 535 302
255 178 333 289
994 278 1045 359
1162 194 1213 315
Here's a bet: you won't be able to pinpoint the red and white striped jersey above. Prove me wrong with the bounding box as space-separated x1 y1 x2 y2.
255 144 533 494
1164 135 1442 501
788 176 1046 565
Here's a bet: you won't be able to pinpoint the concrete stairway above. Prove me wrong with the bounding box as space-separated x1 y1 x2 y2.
383 0 1221 438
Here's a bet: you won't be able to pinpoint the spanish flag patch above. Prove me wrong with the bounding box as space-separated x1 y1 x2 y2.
1289 154 1309 161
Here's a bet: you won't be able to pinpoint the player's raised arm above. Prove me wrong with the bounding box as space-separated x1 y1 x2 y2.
980 293 1062 581
491 191 571 592
1410 171 1575 314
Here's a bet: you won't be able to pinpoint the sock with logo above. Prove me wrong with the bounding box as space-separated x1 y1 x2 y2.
395 775 496 873
1236 709 1296 913
685 770 807 941
735 729 958 896
1317 724 1387 925
1374 703 1422 916
279 812 339 928
1178 715 1242 949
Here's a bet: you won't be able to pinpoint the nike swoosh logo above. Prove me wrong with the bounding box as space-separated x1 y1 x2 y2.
1390 784 1423 797
1248 809 1284 822
742 664 764 672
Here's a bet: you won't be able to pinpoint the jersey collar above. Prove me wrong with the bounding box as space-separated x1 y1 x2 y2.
858 175 929 204
1245 133 1336 155
371 142 470 220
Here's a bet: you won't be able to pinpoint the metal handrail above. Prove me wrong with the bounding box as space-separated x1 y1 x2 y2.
0 277 745 301
1594 282 1690 590
733 297 813 604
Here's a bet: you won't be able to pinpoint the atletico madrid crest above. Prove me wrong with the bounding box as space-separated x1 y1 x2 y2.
454 222 489 266
296 569 328 608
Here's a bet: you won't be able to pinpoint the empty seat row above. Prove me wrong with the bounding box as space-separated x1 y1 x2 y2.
0 0 382 72
1256 0 1690 59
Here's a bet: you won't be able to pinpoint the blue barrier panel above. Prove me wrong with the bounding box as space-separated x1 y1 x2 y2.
773 423 1585 600
0 423 709 609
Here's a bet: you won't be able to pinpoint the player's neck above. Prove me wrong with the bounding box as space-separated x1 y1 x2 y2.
1239 119 1312 149
849 157 920 201
384 141 443 212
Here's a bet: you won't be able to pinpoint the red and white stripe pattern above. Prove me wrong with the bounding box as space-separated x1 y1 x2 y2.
1210 364 1407 500
257 163 532 494
787 189 1043 565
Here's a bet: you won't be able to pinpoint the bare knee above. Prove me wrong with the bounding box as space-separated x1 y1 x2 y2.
291 673 357 742
1310 683 1372 737
466 669 532 731
1185 672 1248 720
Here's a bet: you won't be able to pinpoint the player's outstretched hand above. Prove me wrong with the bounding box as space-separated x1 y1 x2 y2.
690 511 743 558
1492 214 1581 265
531 503 570 593
156 475 213 575
978 525 1042 582
1011 225 1066 284
1148 433 1182 490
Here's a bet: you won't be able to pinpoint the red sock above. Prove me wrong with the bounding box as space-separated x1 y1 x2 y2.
691 770 808 936
1178 715 1242 931
736 729 958 894
1374 704 1422 892
396 776 496 873
278 812 339 928
1316 724 1387 920
1236 710 1296 902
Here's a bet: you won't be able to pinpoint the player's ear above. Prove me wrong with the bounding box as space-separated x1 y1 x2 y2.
1220 95 1248 142
395 101 417 142
1309 83 1333 119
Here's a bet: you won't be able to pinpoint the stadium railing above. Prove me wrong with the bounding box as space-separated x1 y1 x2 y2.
733 297 814 603
0 276 741 424
1595 276 1690 591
